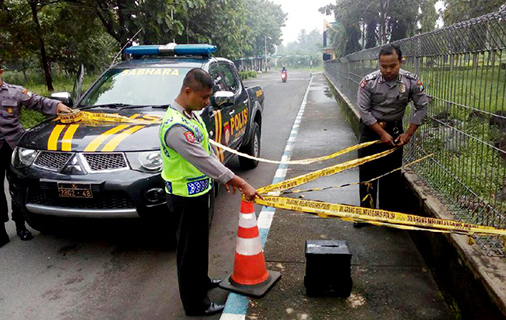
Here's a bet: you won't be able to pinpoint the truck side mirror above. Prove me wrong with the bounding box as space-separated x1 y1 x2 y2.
50 92 73 107
211 91 234 108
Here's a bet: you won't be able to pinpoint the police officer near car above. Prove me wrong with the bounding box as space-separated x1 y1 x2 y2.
0 65 72 247
159 68 261 316
355 44 428 227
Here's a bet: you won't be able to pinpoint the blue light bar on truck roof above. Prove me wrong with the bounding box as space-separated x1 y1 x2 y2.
124 44 217 56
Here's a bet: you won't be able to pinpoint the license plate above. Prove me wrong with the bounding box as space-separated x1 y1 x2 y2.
57 182 93 198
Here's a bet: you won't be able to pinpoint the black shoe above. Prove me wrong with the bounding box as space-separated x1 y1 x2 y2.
0 229 9 247
186 302 225 317
17 228 33 241
207 278 222 290
353 222 368 228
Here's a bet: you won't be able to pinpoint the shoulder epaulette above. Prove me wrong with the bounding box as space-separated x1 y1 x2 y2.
364 72 379 81
403 72 419 80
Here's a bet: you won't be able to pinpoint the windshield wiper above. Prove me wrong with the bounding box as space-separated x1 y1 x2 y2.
79 103 132 110
150 105 170 109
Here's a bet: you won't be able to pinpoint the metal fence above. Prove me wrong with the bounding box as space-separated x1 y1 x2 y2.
324 8 506 256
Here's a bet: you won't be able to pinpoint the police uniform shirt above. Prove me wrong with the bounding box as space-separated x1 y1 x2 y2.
0 81 59 148
357 69 429 126
164 101 235 184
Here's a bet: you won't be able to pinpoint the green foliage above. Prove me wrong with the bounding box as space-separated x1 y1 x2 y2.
239 71 258 80
419 0 439 33
20 109 47 129
415 119 506 213
89 0 206 46
174 0 250 59
40 3 118 74
242 0 287 57
443 0 504 25
1 0 287 70
320 0 439 57
3 70 96 129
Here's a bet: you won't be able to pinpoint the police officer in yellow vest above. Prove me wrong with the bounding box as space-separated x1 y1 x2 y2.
160 68 261 317
0 64 72 247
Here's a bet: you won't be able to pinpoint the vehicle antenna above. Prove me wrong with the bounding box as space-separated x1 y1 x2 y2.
110 28 143 68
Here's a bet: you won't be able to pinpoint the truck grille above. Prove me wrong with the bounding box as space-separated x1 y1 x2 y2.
34 152 72 171
33 152 128 172
27 189 135 210
83 153 128 171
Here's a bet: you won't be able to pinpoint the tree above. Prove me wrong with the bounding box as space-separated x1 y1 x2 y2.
419 0 438 33
173 0 250 59
320 0 437 56
1 0 118 90
0 0 288 89
90 0 206 47
242 0 286 57
443 0 504 25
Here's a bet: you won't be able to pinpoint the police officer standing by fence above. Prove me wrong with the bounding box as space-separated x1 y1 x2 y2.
356 44 429 227
0 65 72 246
159 68 261 316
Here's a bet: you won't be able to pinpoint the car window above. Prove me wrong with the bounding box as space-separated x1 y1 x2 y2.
80 67 191 107
209 64 227 93
220 64 239 94
209 63 239 94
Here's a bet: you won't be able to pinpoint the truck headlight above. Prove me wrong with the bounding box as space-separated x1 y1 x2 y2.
11 147 39 168
126 151 162 172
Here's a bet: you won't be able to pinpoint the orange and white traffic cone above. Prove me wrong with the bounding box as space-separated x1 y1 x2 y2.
219 200 281 298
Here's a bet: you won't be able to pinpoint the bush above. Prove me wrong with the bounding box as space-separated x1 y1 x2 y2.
239 70 257 80
3 70 96 128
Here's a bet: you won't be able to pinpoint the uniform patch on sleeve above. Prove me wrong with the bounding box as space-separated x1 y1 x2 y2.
360 80 367 88
21 88 33 98
184 131 196 143
417 79 425 92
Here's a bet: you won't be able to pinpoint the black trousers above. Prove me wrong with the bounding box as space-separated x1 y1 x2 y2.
358 121 404 212
166 191 212 313
0 143 24 224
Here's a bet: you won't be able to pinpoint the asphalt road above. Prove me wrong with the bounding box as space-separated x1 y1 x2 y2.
0 70 312 320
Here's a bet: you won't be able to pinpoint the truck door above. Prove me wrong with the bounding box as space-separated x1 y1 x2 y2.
218 62 249 151
208 63 232 163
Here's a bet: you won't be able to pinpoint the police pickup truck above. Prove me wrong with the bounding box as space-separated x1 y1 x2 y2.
8 44 264 232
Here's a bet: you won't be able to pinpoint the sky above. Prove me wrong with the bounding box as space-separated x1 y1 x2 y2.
270 0 334 45
271 1 446 45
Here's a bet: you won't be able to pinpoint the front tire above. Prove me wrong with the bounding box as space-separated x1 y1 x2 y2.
239 122 260 169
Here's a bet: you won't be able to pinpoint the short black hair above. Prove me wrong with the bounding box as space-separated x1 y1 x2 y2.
182 68 213 92
379 44 402 61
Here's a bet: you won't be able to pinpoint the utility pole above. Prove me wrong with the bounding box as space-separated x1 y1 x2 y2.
265 36 271 72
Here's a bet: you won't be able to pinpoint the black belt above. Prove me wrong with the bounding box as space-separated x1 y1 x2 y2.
377 120 402 135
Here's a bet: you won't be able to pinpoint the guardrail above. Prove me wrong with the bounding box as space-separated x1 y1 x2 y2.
325 8 506 256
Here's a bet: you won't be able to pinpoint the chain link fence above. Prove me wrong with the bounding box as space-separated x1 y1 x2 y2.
325 8 506 256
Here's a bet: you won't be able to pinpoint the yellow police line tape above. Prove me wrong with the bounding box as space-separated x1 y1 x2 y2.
284 153 434 195
56 110 160 125
217 137 506 236
254 196 506 236
209 139 380 165
257 148 397 195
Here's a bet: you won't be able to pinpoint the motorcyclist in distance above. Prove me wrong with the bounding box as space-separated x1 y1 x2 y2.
281 66 288 82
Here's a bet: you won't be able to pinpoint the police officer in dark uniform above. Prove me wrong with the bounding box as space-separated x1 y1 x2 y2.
159 68 261 316
355 44 428 227
0 65 72 246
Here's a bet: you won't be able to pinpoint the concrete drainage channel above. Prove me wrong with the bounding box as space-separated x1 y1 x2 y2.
325 73 506 320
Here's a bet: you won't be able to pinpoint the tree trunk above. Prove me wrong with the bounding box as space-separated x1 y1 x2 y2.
28 0 53 91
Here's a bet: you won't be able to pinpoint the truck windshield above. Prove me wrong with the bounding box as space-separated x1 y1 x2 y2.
80 67 191 107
